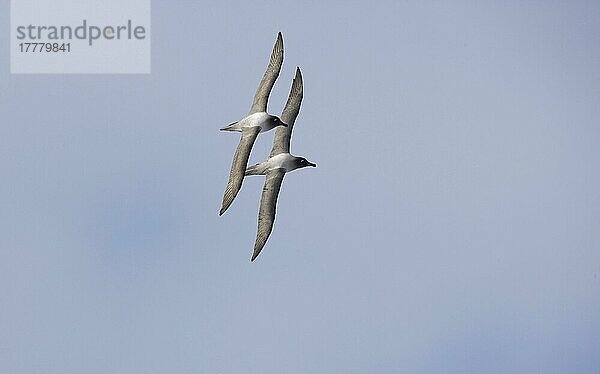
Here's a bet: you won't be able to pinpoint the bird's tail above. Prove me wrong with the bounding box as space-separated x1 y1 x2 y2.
245 163 267 176
220 121 239 131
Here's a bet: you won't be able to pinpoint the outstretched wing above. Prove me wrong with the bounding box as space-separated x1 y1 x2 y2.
270 67 303 157
249 32 284 115
251 168 285 261
220 126 261 215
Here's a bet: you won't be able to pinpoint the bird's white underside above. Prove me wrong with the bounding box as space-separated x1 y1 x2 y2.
237 112 271 132
262 153 295 172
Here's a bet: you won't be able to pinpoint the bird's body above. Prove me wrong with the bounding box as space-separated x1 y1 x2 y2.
246 67 316 261
246 153 315 175
220 112 282 133
219 32 286 216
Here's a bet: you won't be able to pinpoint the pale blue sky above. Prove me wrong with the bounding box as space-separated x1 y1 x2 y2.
1 1 599 373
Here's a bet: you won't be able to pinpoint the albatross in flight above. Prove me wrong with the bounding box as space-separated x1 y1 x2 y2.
244 67 316 261
219 32 287 216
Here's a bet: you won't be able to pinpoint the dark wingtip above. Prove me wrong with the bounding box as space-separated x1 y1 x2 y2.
251 249 261 262
293 67 303 91
219 207 226 216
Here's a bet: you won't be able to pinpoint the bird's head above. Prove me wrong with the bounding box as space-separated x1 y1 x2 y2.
293 157 317 170
269 115 288 128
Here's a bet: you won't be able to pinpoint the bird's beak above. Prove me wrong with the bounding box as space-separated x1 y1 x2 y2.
281 122 289 127
308 162 317 167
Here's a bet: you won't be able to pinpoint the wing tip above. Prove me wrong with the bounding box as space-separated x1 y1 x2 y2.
219 190 235 216
274 32 284 52
294 67 303 87
251 247 262 262
288 67 303 101
219 201 229 215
